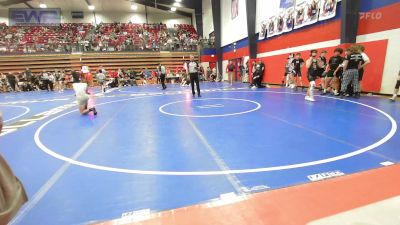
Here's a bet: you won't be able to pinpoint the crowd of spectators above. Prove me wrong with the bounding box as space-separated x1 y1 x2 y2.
0 22 199 54
0 64 216 93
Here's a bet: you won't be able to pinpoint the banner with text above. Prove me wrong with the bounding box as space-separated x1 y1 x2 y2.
9 8 61 26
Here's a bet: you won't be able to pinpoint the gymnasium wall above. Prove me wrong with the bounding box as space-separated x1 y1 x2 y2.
202 0 214 37
215 0 400 94
357 1 400 94
0 10 7 24
220 0 248 47
255 0 400 94
200 48 217 63
255 0 281 33
0 9 191 26
63 11 191 26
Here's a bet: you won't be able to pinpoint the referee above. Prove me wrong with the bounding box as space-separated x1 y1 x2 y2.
186 55 201 97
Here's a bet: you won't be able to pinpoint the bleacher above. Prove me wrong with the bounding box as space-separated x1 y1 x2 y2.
0 23 198 54
0 51 198 74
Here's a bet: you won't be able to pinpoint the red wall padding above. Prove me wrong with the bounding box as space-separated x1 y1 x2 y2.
223 47 249 61
257 39 388 93
358 2 400 35
201 55 217 62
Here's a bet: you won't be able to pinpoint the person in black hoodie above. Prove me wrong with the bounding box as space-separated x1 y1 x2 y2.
250 61 266 89
318 50 328 91
323 48 344 95
6 73 17 92
305 50 324 101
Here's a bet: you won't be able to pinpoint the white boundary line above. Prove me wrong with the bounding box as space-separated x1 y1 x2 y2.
159 98 261 118
10 111 120 225
186 118 244 193
34 90 398 176
0 105 30 123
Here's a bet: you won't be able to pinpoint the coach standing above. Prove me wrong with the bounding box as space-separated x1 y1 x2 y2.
186 55 201 97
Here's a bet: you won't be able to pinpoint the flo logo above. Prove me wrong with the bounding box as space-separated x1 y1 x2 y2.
9 8 61 26
359 12 383 20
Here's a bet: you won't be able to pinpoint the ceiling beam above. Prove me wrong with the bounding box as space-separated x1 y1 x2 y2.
151 0 191 9
0 0 32 6
134 0 192 18
24 1 34 8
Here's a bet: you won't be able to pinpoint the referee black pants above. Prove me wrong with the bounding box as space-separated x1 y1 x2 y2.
160 74 167 89
190 72 201 96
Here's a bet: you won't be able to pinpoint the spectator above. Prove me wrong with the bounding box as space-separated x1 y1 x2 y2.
226 60 235 85
6 73 17 92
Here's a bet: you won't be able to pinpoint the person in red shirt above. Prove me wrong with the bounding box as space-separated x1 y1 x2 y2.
226 60 235 85
81 66 93 87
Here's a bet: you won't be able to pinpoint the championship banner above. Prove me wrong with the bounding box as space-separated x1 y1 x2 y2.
294 0 320 29
231 0 239 19
280 0 295 9
258 20 268 40
294 0 307 29
275 12 285 36
266 16 277 38
283 7 295 32
280 0 295 33
304 0 320 26
319 0 338 21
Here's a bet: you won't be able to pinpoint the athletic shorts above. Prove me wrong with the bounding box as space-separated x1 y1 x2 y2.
285 68 291 75
76 94 89 106
316 68 326 78
98 80 105 85
326 70 335 78
307 72 317 82
292 70 302 77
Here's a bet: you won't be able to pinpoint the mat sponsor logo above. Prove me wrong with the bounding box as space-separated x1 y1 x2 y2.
307 170 345 181
380 161 395 166
241 185 270 193
0 103 75 136
205 192 248 208
0 98 70 105
118 209 151 224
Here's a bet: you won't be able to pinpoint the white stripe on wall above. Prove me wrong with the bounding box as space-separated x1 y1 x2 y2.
256 39 341 58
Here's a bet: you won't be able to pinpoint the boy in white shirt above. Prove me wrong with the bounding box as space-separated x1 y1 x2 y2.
72 80 97 115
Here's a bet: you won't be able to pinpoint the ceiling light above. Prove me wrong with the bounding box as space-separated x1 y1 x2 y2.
39 3 47 8
131 4 138 10
175 0 182 2
88 5 95 11
171 7 176 12
173 2 181 7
